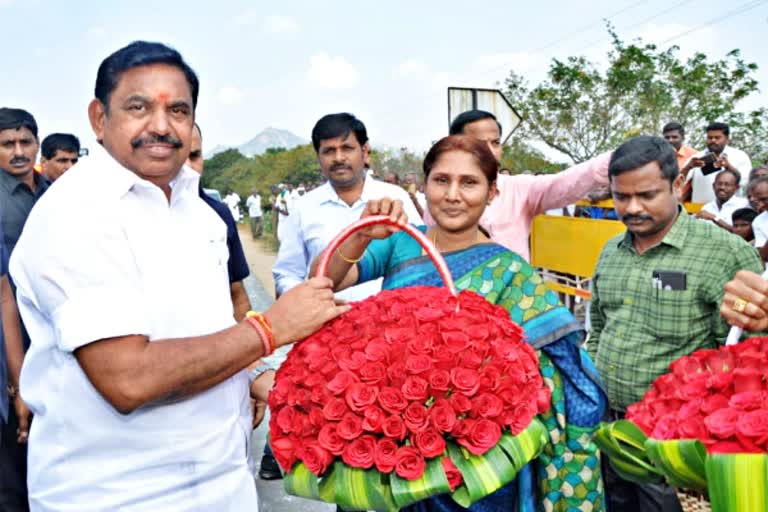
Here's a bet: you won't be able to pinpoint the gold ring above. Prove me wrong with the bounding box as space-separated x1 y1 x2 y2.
732 297 749 313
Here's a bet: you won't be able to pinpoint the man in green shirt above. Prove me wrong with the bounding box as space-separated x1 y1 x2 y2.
590 135 763 512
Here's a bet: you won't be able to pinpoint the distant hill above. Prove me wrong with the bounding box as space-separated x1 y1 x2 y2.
207 127 308 158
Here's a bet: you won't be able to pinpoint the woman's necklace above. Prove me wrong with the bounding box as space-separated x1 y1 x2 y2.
432 229 480 252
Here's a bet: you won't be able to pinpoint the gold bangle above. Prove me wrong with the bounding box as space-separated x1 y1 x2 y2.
337 246 364 264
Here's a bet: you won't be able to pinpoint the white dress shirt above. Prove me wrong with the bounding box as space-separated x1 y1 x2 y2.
9 145 256 511
273 177 424 301
246 193 262 218
700 195 750 226
754 211 768 248
686 146 752 203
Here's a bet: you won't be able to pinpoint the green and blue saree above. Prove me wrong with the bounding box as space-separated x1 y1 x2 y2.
357 227 607 512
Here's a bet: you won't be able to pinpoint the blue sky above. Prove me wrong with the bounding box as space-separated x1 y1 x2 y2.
2 0 768 160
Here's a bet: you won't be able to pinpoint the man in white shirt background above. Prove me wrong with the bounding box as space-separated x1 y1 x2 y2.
682 122 752 203
272 112 423 304
246 187 263 239
695 169 749 230
224 189 242 222
8 40 346 512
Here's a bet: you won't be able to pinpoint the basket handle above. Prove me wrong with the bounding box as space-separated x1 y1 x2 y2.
315 215 457 297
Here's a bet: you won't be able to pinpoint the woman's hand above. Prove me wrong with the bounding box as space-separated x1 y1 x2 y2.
721 270 768 331
358 198 408 239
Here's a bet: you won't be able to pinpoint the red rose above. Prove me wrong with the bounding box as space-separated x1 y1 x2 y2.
473 393 504 419
310 385 332 405
733 368 764 393
415 306 443 322
276 407 296 434
404 402 430 433
322 397 349 421
442 332 472 353
649 399 683 418
708 440 751 453
384 327 412 345
412 428 447 458
395 446 427 481
695 348 735 373
458 350 483 370
449 393 473 414
429 370 451 394
309 407 325 429
318 423 346 455
479 365 501 391
651 414 679 440
362 406 386 433
374 437 399 473
271 436 297 472
402 376 430 401
408 335 433 355
701 394 730 414
327 370 359 396
677 414 708 440
451 368 480 396
337 412 364 440
704 408 741 439
359 361 387 385
457 418 501 455
678 399 703 419
451 419 474 439
442 457 463 491
729 391 767 411
345 383 379 413
737 350 765 371
341 435 377 469
536 386 552 414
430 399 457 433
676 374 710 400
406 355 434 375
298 442 333 476
737 410 768 441
382 415 407 441
387 363 408 388
338 351 368 372
670 356 705 381
503 402 536 435
364 339 390 362
378 387 408 415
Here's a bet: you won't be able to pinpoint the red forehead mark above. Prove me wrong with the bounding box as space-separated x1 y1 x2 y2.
157 91 170 102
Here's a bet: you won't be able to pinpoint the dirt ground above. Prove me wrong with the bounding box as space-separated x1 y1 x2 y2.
238 225 277 299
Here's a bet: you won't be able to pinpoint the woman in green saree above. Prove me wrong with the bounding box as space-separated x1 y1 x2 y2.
315 135 607 511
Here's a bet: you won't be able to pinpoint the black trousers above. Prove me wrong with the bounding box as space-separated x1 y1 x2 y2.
602 409 682 512
0 406 29 512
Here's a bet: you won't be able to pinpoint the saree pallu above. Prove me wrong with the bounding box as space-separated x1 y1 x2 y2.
359 236 607 512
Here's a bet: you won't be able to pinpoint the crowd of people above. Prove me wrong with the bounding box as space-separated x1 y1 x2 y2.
2 39 768 512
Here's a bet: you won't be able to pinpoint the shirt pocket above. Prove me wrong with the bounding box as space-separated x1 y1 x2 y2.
653 288 698 343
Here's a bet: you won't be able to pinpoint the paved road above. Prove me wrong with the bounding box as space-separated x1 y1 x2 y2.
242 256 335 511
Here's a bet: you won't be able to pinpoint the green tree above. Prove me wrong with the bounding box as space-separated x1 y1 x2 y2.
504 27 765 163
201 148 246 189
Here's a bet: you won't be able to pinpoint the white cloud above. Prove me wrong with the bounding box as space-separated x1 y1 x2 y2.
395 59 429 77
217 86 244 105
474 52 534 73
234 8 259 26
0 0 13 8
306 52 360 89
262 14 299 34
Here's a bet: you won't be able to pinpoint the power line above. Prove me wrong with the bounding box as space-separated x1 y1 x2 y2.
660 0 768 44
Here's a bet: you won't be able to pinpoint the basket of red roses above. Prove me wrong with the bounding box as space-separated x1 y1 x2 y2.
267 216 550 512
594 337 768 512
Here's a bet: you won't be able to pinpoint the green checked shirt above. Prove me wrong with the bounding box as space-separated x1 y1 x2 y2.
589 208 763 412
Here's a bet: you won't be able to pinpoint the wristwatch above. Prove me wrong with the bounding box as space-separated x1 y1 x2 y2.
7 384 17 399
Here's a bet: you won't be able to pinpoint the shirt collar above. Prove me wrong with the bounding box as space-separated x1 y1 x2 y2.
316 174 371 206
0 168 48 196
88 143 199 200
618 205 688 252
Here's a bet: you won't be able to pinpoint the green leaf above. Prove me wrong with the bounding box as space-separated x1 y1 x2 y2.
706 454 768 512
318 462 397 512
390 456 451 509
645 439 707 490
447 443 515 507
284 463 321 501
496 418 547 471
593 421 663 484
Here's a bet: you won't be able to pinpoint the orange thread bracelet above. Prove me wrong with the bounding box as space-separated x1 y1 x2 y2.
245 315 274 356
246 311 276 354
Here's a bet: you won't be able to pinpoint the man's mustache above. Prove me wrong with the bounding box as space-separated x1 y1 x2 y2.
131 135 183 149
622 214 653 223
10 156 30 165
330 163 352 171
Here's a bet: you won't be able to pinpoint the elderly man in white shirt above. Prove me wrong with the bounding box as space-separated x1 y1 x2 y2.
273 113 423 303
682 122 752 203
8 41 346 512
695 169 749 229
